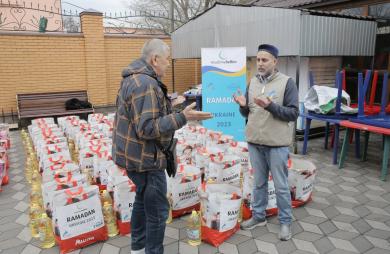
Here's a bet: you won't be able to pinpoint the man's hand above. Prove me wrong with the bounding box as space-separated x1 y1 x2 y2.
233 89 246 107
182 102 213 121
254 96 271 108
172 95 185 107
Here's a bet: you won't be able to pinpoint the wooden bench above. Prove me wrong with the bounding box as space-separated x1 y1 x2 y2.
16 90 95 121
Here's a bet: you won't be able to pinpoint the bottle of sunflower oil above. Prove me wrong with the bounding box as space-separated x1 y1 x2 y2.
102 201 119 237
38 213 55 248
166 195 173 224
187 210 201 246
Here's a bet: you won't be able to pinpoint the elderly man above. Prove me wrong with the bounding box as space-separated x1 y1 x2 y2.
234 44 299 241
112 39 212 254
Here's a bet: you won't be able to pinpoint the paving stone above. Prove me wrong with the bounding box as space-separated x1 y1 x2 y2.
366 206 390 216
17 227 32 243
0 238 28 250
0 244 28 254
13 201 29 212
164 241 179 254
336 194 359 204
178 241 198 254
218 242 239 254
119 246 131 254
100 243 120 254
351 219 373 234
168 219 187 229
334 206 359 217
353 205 372 217
255 239 278 254
165 227 179 240
326 249 360 254
256 233 279 244
225 234 252 245
322 207 340 219
365 200 388 208
293 232 322 242
365 219 390 231
0 222 24 233
332 214 359 223
328 237 358 253
350 235 374 253
300 216 327 225
237 239 258 254
311 196 330 205
275 239 297 254
266 223 279 234
198 243 218 254
332 221 359 233
292 208 310 220
12 183 26 191
313 237 335 254
298 221 322 235
365 236 390 251
0 213 21 225
20 244 41 254
251 227 270 239
11 191 27 201
15 213 29 226
80 242 103 254
364 247 390 254
292 238 319 254
328 230 359 240
304 201 329 210
236 229 252 237
106 236 130 248
318 220 337 235
163 236 177 246
365 229 390 240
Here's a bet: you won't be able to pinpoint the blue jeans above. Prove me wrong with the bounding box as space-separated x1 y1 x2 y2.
127 170 169 254
248 143 292 225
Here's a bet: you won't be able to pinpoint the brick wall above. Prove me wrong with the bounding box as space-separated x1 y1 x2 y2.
0 10 199 114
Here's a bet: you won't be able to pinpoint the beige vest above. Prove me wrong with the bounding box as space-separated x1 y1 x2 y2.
245 72 293 146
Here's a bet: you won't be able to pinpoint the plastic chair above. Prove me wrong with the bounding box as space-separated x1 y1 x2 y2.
339 71 390 180
301 70 371 164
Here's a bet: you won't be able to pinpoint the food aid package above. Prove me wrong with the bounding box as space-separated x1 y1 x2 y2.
106 167 127 196
78 145 111 171
92 157 114 189
226 141 250 173
205 154 241 186
288 156 316 207
31 117 55 127
79 138 112 150
176 140 195 165
40 151 72 172
43 173 88 218
51 185 107 253
0 157 7 190
42 163 80 183
58 116 80 133
113 177 136 235
241 171 278 219
75 132 105 150
194 146 224 170
167 164 201 218
88 113 105 125
0 124 10 149
37 143 69 161
199 183 241 247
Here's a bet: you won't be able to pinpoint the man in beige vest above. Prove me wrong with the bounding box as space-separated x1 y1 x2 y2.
233 44 299 241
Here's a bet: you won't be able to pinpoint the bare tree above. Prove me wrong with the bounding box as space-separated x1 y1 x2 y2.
126 0 253 34
63 15 80 33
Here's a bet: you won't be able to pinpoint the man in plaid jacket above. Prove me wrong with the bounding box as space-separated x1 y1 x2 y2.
112 39 212 254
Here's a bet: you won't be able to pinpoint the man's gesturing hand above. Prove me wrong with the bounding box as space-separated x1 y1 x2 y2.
233 89 246 107
182 102 213 121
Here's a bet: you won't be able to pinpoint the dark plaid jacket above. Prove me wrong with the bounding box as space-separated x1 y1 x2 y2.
112 59 187 172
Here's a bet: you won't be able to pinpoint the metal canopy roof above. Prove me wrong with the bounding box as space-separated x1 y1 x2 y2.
172 4 377 59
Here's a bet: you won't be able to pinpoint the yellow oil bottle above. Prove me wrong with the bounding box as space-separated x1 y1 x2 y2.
39 213 56 248
187 210 201 246
102 201 119 237
166 195 173 224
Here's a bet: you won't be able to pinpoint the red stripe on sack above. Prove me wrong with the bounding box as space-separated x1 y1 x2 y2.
117 220 131 235
55 226 108 254
172 203 200 218
201 223 240 247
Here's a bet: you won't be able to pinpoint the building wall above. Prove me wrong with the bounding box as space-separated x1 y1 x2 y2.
0 11 199 114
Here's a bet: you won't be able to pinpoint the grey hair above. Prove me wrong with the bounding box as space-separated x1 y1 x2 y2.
141 39 170 62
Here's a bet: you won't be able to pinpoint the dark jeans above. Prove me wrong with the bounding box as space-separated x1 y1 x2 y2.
127 170 169 254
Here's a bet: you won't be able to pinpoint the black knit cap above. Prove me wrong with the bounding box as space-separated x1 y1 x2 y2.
258 44 279 58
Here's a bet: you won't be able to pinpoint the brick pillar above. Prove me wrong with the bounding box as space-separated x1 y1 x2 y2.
80 10 108 106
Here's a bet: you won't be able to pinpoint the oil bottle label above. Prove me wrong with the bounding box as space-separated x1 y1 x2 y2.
187 229 200 240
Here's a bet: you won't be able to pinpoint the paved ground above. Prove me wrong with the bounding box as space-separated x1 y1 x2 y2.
0 130 390 254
